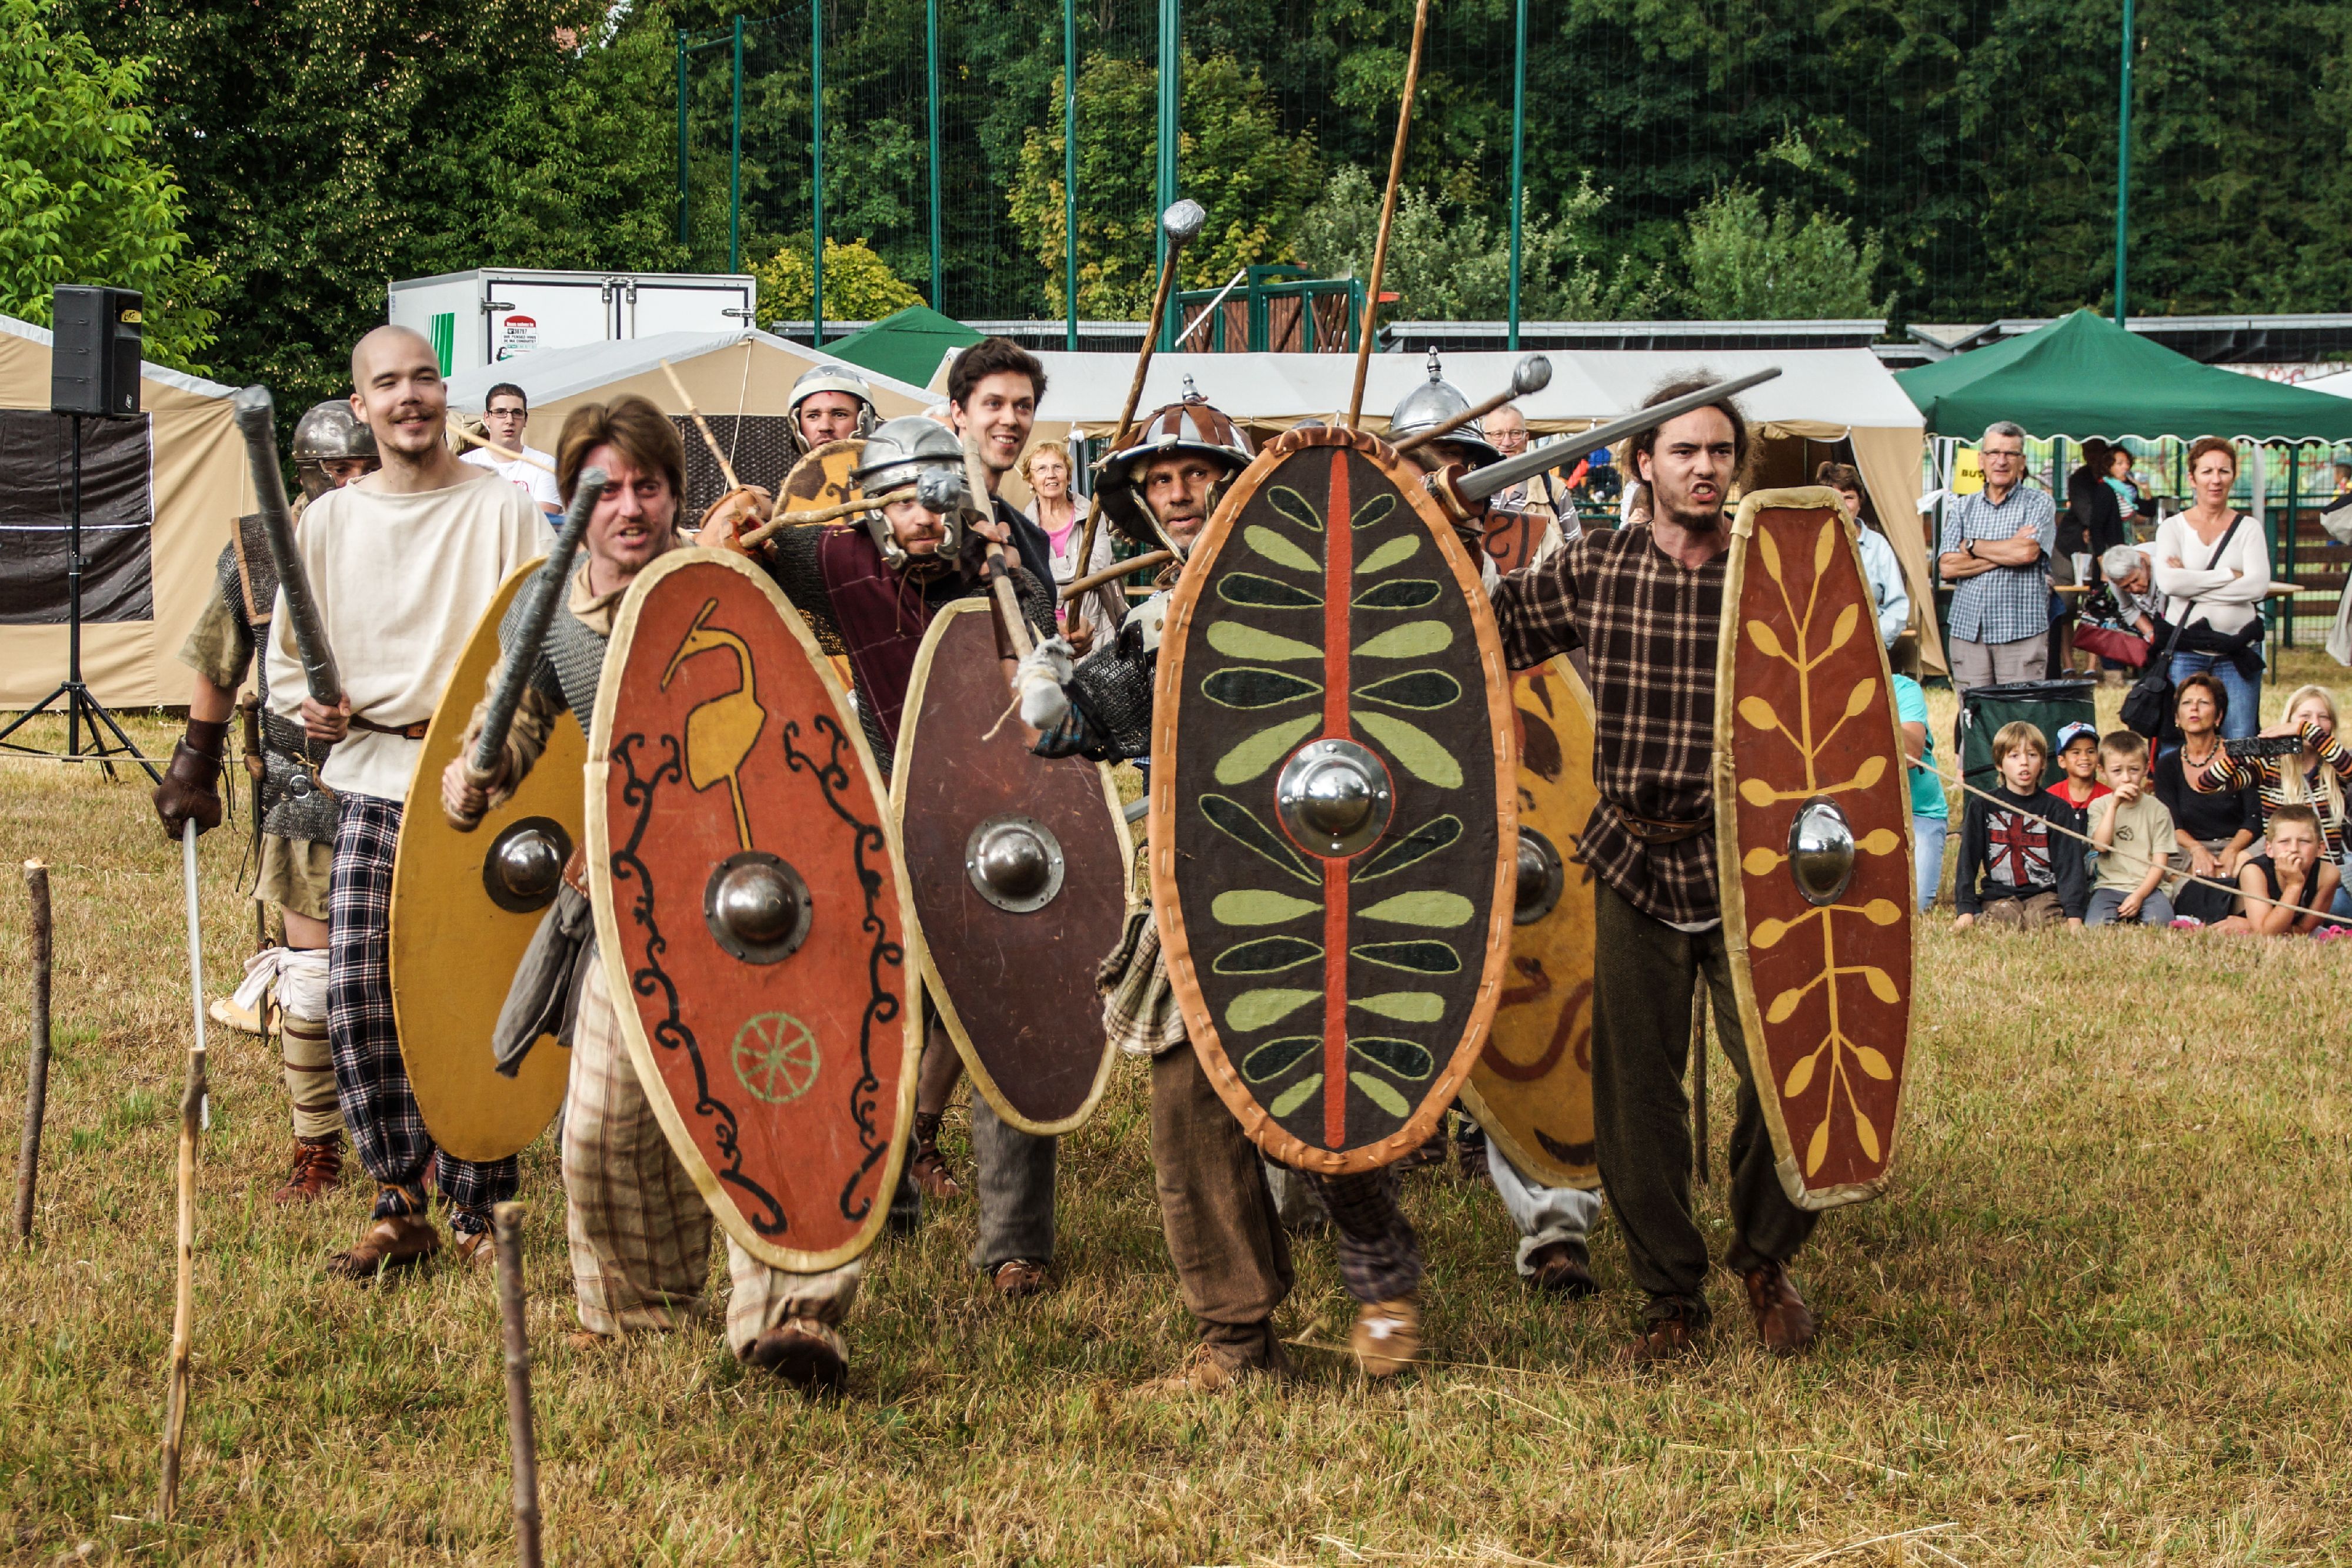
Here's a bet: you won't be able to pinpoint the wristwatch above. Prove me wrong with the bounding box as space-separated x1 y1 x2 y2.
1964 539 1979 558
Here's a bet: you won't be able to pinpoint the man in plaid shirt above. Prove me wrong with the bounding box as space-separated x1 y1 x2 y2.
1937 421 2058 690
1489 379 1821 1364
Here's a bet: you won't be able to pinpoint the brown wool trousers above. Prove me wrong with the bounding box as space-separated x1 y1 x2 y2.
1590 880 1817 1321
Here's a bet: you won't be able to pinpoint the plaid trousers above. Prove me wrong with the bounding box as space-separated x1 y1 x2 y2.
566 953 859 1352
1307 1166 1422 1306
329 794 519 1223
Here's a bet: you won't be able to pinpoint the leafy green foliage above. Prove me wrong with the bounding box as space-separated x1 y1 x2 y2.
0 0 217 371
1680 185 1891 319
752 236 924 325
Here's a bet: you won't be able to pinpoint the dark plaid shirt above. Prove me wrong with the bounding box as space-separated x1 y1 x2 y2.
1490 525 1726 926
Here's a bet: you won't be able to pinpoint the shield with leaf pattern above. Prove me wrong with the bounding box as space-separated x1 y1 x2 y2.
1150 425 1517 1175
1715 487 1914 1211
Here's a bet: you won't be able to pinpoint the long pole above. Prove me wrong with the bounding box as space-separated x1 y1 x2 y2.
676 29 690 251
1063 0 1079 351
493 1203 543 1568
66 415 84 758
728 16 743 275
2113 0 2134 326
1343 0 1433 429
812 0 826 343
1507 0 1527 352
158 819 208 1522
1155 0 1180 352
14 860 51 1245
928 0 944 312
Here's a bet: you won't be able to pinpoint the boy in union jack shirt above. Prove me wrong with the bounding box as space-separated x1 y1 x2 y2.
1954 721 2087 930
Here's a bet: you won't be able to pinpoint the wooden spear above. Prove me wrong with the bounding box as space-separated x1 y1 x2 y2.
736 485 917 550
1342 0 1433 430
492 1202 543 1568
159 819 209 1521
446 419 557 474
1060 548 1173 604
658 358 744 494
14 860 51 1246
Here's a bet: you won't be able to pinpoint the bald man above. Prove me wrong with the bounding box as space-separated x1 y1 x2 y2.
267 325 553 1280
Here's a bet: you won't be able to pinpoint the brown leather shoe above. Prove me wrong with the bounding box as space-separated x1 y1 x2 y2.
451 1226 498 1271
1526 1239 1598 1298
1742 1260 1816 1356
1142 1333 1292 1396
1622 1301 1706 1365
565 1329 616 1353
325 1213 440 1282
1349 1296 1424 1378
748 1318 849 1396
271 1135 344 1204
991 1258 1050 1299
908 1112 963 1200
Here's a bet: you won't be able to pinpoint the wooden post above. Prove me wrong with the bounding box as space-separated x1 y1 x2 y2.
493 1202 544 1568
159 820 208 1521
14 860 52 1245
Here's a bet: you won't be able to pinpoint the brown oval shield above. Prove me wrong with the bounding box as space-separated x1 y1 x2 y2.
1152 425 1516 1175
781 438 862 513
892 599 1132 1134
1716 488 1914 1210
389 559 578 1162
588 546 920 1272
1457 657 1600 1191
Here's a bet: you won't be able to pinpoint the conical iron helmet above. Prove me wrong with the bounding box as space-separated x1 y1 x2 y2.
1386 349 1500 468
291 399 381 501
848 415 972 568
1096 376 1255 553
785 362 879 455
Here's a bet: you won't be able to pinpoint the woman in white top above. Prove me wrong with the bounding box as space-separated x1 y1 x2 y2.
2153 436 2270 740
1020 443 1123 651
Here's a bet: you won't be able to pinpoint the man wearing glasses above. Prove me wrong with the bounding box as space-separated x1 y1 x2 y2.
1937 421 2057 690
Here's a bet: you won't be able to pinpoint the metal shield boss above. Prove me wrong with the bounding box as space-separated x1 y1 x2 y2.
1152 426 1516 1174
1716 488 1914 1210
588 547 920 1271
1456 656 1600 1190
892 600 1134 1134
389 560 579 1162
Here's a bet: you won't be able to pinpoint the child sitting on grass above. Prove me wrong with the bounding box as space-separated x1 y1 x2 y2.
1953 720 2087 931
2084 729 2176 927
2049 722 2113 819
2213 805 2344 936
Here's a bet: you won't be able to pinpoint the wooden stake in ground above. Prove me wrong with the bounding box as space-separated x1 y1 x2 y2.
14 859 52 1246
492 1202 543 1568
1691 976 1710 1185
1342 0 1433 429
159 819 209 1522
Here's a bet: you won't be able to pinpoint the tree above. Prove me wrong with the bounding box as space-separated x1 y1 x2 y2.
1009 52 1325 318
0 0 216 369
752 237 925 325
1679 185 1889 319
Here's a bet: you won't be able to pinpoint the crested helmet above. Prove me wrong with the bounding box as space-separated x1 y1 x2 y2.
848 415 973 568
1096 377 1254 553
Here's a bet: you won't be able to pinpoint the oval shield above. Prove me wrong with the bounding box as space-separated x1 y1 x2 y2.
1152 425 1516 1175
588 547 920 1272
1458 656 1600 1191
1716 488 1914 1211
892 599 1133 1134
389 559 578 1163
780 438 862 514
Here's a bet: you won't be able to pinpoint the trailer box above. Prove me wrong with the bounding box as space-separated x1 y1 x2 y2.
387 269 758 373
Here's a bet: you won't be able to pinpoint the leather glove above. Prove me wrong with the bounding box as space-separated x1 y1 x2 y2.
154 717 228 838
1014 638 1075 731
696 485 775 553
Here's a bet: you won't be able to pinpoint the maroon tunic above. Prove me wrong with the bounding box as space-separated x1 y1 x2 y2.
814 525 942 750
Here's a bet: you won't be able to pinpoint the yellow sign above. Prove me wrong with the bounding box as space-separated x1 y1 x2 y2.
1953 447 1984 495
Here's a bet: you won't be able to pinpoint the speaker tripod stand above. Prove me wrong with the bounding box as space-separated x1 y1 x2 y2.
0 412 160 783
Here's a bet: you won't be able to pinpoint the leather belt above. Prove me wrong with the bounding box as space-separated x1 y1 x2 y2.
349 716 431 739
1613 805 1710 844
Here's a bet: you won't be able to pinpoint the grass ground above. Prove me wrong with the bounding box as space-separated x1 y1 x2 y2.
2 655 2348 1566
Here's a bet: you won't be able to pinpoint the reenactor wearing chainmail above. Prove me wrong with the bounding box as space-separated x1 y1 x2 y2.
151 398 378 1203
1010 389 1434 1390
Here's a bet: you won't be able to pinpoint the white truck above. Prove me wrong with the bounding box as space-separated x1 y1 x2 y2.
387 268 759 373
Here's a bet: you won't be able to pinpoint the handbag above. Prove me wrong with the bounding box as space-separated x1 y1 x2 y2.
2120 515 2244 738
2072 623 2150 668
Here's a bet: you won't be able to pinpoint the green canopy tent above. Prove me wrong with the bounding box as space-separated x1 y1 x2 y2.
819 305 983 392
1896 309 2352 440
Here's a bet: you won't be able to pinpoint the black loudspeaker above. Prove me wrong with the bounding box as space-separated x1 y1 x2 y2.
49 285 144 417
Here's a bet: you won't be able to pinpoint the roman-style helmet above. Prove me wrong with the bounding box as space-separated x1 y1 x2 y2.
786 362 879 456
291 399 380 501
1387 349 1499 468
848 415 972 568
1095 378 1254 555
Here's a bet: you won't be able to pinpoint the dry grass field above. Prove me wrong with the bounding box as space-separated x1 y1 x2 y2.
2 656 2348 1566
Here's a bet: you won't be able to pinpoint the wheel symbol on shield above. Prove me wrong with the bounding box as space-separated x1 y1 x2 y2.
730 1012 820 1105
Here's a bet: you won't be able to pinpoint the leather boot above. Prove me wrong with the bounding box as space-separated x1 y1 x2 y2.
325 1202 439 1283
1742 1259 1817 1356
748 1318 849 1396
271 1134 344 1204
908 1111 963 1200
1349 1296 1423 1377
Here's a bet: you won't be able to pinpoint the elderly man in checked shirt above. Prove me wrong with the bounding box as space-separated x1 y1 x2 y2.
1487 377 1821 1365
1937 421 2059 690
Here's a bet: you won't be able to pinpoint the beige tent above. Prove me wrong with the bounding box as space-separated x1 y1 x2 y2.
1 315 245 710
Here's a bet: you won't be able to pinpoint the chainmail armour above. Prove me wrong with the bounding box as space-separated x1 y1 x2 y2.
209 543 339 842
497 583 610 732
